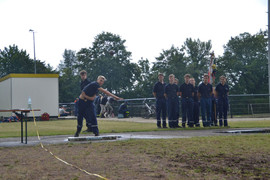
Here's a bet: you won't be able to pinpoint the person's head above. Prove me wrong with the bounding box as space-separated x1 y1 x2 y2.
220 75 226 85
79 70 87 81
203 74 209 84
158 73 164 82
97 75 107 86
184 74 191 84
174 78 179 85
190 78 196 86
169 74 175 84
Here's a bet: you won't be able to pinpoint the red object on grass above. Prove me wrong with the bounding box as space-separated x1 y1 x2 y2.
41 112 50 121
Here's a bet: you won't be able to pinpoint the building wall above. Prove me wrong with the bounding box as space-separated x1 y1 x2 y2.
11 77 59 117
0 74 59 118
0 78 12 117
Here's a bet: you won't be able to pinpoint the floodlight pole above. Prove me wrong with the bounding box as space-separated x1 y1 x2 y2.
29 29 36 74
268 0 270 110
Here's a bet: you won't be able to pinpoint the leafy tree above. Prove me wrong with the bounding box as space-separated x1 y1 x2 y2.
127 58 154 98
217 31 268 94
0 45 55 78
58 49 80 103
77 32 138 94
182 38 212 83
152 45 187 84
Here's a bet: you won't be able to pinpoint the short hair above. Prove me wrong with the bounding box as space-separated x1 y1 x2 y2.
169 74 175 78
79 70 87 76
158 72 164 76
190 77 195 81
184 74 191 78
97 75 107 81
203 74 209 78
220 75 226 79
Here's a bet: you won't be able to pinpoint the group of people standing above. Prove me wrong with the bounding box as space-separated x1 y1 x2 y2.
153 73 229 128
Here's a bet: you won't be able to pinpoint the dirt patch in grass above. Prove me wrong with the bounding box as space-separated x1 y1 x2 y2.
1 135 270 180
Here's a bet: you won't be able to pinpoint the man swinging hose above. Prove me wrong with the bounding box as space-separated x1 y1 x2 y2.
74 75 123 137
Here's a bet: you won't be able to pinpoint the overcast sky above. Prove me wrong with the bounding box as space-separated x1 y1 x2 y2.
0 0 267 69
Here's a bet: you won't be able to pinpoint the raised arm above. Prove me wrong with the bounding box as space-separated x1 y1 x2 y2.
98 87 123 101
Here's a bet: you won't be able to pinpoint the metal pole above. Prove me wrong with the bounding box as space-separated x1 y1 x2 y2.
268 0 270 111
29 29 36 74
33 31 36 74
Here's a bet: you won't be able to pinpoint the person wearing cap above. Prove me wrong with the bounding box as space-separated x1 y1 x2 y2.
179 74 194 128
165 74 179 128
215 75 229 127
190 78 200 127
198 74 213 127
153 73 167 128
74 75 123 137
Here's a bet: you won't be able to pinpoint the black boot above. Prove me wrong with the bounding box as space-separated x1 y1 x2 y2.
74 131 80 137
219 120 223 127
224 120 228 127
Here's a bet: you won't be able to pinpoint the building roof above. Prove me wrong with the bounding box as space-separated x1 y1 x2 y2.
0 74 59 83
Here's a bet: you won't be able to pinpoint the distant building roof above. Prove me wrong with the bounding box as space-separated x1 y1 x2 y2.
0 73 59 83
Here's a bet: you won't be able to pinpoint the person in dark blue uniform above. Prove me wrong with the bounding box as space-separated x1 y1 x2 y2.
179 74 194 128
215 75 229 127
80 70 91 91
118 101 129 118
79 70 92 132
153 73 167 128
74 75 123 137
165 74 180 128
198 74 213 127
190 78 200 127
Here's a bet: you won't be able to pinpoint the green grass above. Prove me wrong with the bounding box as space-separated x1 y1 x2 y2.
0 118 270 138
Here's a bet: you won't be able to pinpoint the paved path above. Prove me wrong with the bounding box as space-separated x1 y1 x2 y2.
1 127 269 148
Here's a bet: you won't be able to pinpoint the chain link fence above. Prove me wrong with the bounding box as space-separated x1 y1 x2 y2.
60 94 270 118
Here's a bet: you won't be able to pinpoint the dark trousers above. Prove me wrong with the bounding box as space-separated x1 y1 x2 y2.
156 98 167 127
193 101 200 126
77 99 99 134
218 97 229 126
176 97 180 125
181 98 193 126
200 97 212 127
167 97 178 128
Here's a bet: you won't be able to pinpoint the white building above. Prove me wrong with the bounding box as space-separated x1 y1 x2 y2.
0 73 59 118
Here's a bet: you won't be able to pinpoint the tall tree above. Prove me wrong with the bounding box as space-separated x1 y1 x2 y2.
131 58 154 98
58 49 80 103
217 31 268 94
152 45 187 84
0 45 55 78
77 32 138 94
182 38 212 83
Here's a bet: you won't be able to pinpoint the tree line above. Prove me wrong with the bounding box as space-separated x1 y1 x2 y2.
0 30 268 103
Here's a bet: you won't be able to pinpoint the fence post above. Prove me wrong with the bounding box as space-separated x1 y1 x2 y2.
230 104 233 118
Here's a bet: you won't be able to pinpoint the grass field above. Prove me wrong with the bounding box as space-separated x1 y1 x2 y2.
1 119 270 138
1 135 270 179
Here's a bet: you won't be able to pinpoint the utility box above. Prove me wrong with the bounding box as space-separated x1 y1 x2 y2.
0 74 59 118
